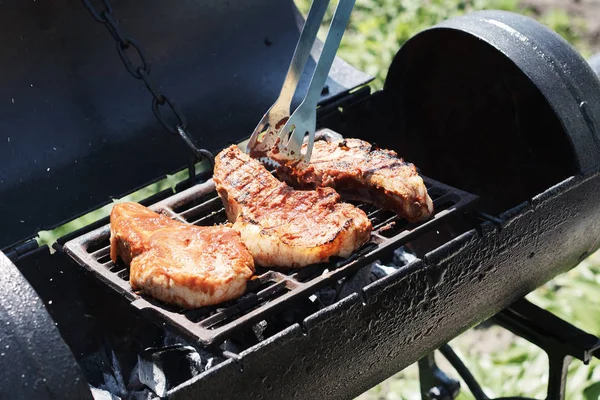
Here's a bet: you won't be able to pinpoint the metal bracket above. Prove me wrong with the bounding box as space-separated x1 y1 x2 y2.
492 298 600 400
419 298 600 400
418 351 461 400
4 238 40 262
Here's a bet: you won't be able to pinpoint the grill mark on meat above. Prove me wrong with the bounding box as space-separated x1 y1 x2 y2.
213 146 372 268
110 202 255 308
273 138 434 223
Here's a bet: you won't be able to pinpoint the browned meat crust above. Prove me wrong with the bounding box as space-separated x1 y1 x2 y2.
213 145 372 268
273 138 434 223
110 202 255 308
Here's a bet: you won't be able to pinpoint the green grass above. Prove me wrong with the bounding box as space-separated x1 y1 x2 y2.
297 0 590 89
292 0 599 399
37 161 210 250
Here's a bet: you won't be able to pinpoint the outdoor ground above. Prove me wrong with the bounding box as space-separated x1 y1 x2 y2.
523 0 600 54
297 0 600 398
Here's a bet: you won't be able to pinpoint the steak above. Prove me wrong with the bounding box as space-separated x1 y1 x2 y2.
273 138 434 223
213 145 372 268
110 202 255 308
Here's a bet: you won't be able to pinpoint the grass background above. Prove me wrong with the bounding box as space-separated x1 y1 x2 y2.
292 0 600 399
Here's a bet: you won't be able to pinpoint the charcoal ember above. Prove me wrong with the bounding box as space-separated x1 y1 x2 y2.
219 327 262 349
205 357 216 371
370 261 401 282
127 360 145 392
220 339 243 355
369 247 418 282
161 330 197 348
310 287 338 307
393 245 417 266
252 320 268 342
251 298 320 339
320 258 403 306
138 345 205 397
309 267 344 308
281 299 319 322
126 389 159 400
79 345 124 392
90 386 120 400
336 263 375 300
162 330 223 370
87 350 128 398
308 248 417 310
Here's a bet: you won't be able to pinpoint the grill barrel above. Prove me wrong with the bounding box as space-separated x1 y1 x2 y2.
169 172 600 399
3 7 600 400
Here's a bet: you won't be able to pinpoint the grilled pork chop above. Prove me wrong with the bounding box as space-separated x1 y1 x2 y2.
273 137 434 223
213 146 372 268
110 202 255 308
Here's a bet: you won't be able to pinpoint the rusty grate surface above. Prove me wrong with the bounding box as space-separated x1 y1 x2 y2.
64 174 477 346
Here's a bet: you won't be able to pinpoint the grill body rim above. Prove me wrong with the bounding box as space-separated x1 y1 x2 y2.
168 170 600 399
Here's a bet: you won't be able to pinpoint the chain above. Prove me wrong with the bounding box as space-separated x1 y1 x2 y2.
81 0 215 181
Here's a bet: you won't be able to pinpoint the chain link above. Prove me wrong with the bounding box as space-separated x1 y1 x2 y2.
103 12 129 46
81 0 214 177
139 69 165 104
116 38 150 79
176 126 216 166
82 0 112 23
152 96 187 133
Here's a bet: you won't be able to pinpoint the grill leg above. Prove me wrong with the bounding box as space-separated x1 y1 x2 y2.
546 353 572 400
418 298 599 400
418 351 461 400
492 299 600 400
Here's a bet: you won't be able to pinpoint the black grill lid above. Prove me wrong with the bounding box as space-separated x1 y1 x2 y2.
381 10 600 214
0 0 371 249
384 10 600 176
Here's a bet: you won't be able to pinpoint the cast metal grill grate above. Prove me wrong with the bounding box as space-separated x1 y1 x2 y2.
64 174 478 346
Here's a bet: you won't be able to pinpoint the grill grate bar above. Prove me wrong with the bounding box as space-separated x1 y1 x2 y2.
161 208 188 223
179 196 225 221
90 246 110 259
64 173 478 346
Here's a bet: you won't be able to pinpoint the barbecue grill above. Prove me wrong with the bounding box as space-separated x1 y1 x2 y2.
2 2 600 399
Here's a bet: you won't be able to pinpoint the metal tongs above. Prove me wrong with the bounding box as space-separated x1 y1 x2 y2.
247 0 356 163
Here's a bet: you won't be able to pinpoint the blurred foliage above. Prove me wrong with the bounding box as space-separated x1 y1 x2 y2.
296 0 589 89
537 9 590 57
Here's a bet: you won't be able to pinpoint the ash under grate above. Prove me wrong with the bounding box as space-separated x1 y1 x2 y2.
64 174 477 346
83 330 226 399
